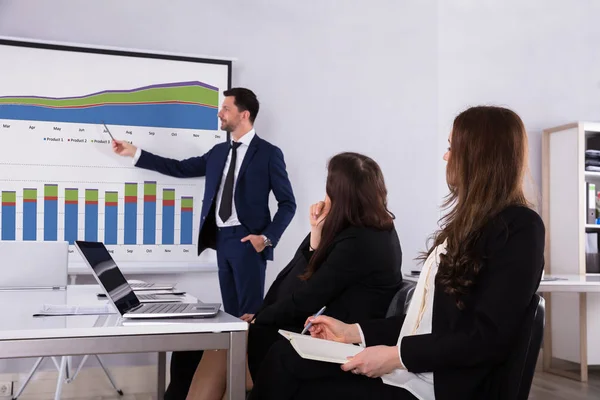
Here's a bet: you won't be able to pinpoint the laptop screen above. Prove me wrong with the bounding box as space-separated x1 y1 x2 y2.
75 241 140 314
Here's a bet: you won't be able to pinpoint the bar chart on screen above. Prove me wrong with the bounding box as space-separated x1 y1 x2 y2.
0 39 232 270
0 80 224 266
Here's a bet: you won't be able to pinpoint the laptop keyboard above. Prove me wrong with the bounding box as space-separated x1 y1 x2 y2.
143 303 190 314
131 283 153 288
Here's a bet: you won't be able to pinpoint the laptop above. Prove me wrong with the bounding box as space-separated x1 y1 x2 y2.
0 241 68 289
74 241 221 319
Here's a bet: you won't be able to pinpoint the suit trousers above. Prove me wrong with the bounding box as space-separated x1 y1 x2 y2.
216 225 267 317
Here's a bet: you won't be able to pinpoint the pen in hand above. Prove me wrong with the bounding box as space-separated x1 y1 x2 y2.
301 306 327 335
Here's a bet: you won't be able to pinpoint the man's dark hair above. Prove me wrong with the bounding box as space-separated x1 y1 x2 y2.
223 87 259 123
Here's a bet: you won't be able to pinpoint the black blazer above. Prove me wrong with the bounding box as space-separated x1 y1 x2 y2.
253 234 311 318
254 225 404 329
359 206 545 400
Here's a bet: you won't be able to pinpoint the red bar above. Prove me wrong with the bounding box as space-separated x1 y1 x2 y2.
124 196 137 203
2 202 16 206
85 200 98 205
44 196 58 201
105 201 118 207
163 199 175 206
65 200 78 205
181 207 193 212
144 195 157 202
23 199 37 203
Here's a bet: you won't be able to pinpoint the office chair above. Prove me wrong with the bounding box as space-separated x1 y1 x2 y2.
386 280 416 318
499 294 546 400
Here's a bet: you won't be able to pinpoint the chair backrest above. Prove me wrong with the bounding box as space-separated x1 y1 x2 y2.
499 294 545 400
386 280 416 317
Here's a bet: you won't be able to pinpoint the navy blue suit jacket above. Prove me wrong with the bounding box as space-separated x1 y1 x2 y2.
135 134 296 260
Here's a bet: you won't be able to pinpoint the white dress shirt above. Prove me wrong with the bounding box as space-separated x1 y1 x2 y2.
356 240 446 400
133 129 256 228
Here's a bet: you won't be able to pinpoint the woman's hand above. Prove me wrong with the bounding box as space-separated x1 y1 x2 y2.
309 197 331 250
240 313 255 323
309 200 330 228
305 315 361 344
341 346 404 378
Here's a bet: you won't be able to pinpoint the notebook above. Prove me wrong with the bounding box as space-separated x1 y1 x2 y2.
278 329 363 364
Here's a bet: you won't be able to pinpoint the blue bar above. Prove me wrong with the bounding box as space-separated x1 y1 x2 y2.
64 203 78 245
0 104 218 130
180 210 193 245
104 205 118 245
143 201 156 244
44 200 57 241
124 202 137 244
162 205 175 245
23 202 37 241
1 205 15 240
85 204 98 241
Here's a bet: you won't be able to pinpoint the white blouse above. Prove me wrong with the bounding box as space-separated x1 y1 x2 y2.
359 240 446 400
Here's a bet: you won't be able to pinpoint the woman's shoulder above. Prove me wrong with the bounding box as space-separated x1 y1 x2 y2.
482 205 545 245
335 225 398 241
493 205 544 229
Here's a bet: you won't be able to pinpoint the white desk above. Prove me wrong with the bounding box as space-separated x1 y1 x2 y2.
537 274 600 382
538 274 600 292
0 285 247 400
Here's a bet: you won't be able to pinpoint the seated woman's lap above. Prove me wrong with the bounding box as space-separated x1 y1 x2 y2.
249 339 416 400
293 377 417 400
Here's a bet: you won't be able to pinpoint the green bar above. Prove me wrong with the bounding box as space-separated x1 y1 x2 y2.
2 191 16 203
85 189 98 202
23 189 37 200
181 197 193 208
0 84 219 108
105 191 118 203
45 184 58 197
125 183 138 197
163 189 175 201
144 181 157 196
65 188 78 201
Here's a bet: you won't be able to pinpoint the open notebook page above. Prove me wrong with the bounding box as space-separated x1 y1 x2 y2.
279 329 363 364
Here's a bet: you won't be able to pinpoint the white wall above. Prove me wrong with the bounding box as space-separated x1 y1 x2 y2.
437 1 600 203
0 0 440 373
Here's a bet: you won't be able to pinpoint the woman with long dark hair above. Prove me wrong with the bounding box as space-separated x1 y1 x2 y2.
186 152 403 400
248 106 545 400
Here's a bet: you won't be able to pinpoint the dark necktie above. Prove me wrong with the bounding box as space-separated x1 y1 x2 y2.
219 141 242 223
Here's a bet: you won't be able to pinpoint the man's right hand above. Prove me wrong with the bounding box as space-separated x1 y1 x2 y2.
112 139 137 157
305 315 361 344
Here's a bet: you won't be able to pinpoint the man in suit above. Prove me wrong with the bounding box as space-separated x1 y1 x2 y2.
112 87 296 398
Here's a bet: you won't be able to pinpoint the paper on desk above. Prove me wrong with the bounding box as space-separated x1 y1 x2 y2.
33 304 116 316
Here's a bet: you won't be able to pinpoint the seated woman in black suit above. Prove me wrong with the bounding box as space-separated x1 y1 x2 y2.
248 106 546 400
186 152 403 400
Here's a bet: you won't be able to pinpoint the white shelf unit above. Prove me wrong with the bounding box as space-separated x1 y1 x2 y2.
542 122 600 381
